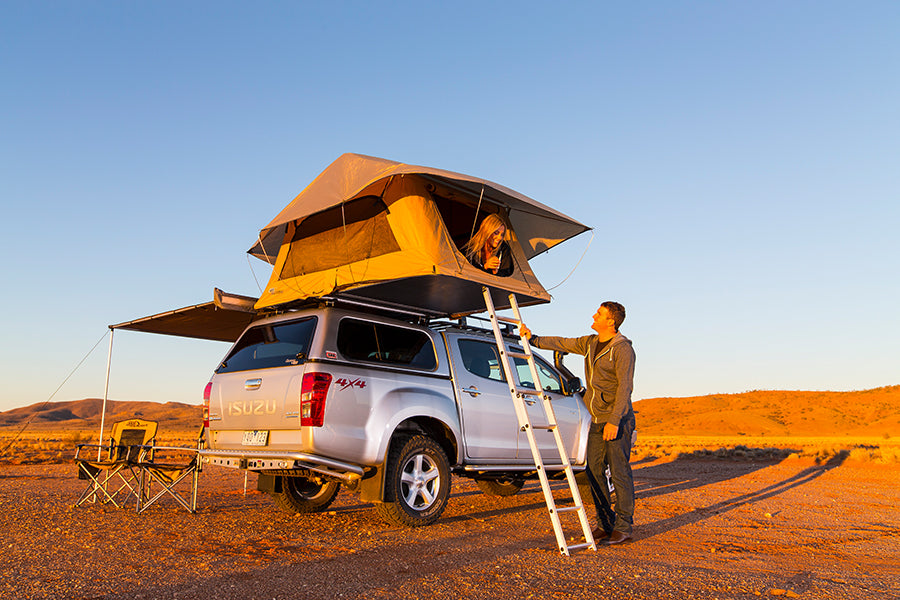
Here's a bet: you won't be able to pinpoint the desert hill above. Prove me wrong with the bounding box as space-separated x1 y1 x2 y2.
2 386 897 438
0 398 202 431
634 385 899 437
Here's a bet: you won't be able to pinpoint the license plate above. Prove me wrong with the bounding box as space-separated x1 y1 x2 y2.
241 430 269 446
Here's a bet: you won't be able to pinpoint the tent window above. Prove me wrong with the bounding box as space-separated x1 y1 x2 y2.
279 196 401 279
431 193 506 258
432 193 482 250
336 318 437 370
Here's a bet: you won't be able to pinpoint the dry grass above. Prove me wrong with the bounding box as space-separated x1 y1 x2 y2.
4 428 899 466
633 434 900 465
0 429 200 465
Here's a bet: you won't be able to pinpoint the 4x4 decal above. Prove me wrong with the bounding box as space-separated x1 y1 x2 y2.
335 377 366 390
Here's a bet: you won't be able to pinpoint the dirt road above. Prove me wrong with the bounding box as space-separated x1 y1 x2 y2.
1 456 897 600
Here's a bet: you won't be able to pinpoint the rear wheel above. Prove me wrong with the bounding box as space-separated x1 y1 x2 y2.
476 477 525 497
272 475 340 514
377 435 450 527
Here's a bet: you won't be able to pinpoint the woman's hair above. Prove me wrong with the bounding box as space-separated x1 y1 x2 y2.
463 213 509 260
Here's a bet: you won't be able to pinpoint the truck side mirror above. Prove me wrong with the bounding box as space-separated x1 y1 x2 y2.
567 376 584 394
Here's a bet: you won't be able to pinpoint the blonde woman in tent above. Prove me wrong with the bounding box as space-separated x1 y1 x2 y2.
464 213 514 277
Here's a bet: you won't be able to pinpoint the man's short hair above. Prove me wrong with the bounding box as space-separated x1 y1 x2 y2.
601 301 626 331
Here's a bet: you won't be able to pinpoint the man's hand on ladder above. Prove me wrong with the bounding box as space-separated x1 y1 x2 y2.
518 322 532 340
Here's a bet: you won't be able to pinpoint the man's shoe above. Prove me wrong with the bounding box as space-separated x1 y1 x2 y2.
591 527 611 541
604 530 632 545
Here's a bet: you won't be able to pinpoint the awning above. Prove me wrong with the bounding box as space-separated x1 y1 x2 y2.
109 289 257 343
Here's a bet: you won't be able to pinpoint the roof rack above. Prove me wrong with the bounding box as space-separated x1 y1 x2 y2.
266 292 520 337
311 294 454 324
429 314 518 338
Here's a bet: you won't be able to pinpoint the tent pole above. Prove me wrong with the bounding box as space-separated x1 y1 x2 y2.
97 328 114 461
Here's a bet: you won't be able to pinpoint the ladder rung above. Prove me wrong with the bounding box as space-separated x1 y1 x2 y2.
515 387 542 396
483 288 595 556
566 542 594 552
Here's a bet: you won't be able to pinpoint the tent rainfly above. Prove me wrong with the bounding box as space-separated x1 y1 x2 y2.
249 153 590 317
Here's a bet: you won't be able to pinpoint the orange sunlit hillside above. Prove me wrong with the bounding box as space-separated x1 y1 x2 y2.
0 399 201 431
1 385 898 439
634 385 899 437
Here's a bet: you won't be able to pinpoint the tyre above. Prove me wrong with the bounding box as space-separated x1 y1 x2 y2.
272 475 340 514
376 435 450 527
476 477 525 497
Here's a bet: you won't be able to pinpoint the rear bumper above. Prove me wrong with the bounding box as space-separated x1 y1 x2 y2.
198 448 366 483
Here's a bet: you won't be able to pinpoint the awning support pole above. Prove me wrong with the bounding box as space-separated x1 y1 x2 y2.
97 328 114 461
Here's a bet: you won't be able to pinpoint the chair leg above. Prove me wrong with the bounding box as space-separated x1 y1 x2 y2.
190 464 200 512
108 466 141 508
75 462 142 509
76 463 125 508
138 467 199 514
136 465 147 513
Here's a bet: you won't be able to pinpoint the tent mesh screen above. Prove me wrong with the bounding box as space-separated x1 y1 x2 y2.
280 196 401 278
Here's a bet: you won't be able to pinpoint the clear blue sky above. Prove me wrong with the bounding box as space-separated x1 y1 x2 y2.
2 2 898 413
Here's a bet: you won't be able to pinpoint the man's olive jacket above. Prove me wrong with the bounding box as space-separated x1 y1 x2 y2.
530 331 635 427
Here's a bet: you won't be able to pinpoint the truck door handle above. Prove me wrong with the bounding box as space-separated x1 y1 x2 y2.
244 378 262 391
524 399 536 405
461 386 481 397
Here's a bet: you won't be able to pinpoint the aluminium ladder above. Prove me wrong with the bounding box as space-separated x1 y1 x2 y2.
481 287 596 555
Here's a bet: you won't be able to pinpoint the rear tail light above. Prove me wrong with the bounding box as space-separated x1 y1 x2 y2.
300 372 332 427
203 382 212 428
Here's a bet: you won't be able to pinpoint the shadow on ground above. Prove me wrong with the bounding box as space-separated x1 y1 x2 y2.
637 453 848 539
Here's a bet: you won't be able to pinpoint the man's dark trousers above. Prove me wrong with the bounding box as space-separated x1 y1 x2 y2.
585 411 635 534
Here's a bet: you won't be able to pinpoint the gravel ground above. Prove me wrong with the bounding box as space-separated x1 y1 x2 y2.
1 456 897 600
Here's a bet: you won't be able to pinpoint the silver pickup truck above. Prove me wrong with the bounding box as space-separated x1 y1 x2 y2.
201 303 590 526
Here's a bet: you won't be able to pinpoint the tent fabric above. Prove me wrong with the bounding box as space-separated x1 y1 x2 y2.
249 153 590 263
254 174 555 316
109 290 258 342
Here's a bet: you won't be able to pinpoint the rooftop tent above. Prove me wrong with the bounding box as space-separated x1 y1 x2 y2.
250 154 590 317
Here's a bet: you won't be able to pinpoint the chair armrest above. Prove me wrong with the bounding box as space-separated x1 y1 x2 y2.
137 444 200 463
74 443 109 460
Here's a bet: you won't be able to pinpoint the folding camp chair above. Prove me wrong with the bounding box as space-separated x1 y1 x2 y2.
136 426 205 513
74 419 159 509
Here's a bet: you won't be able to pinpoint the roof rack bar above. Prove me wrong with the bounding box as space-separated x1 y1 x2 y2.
320 295 440 319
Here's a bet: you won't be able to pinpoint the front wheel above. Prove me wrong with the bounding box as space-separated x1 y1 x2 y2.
376 435 450 527
272 475 340 514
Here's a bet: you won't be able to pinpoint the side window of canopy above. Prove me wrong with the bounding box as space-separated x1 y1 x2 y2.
336 318 437 370
279 195 401 279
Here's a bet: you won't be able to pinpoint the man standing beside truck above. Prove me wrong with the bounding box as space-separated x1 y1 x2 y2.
519 301 636 545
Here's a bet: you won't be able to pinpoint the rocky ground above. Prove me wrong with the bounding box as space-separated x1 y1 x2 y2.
1 455 897 600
